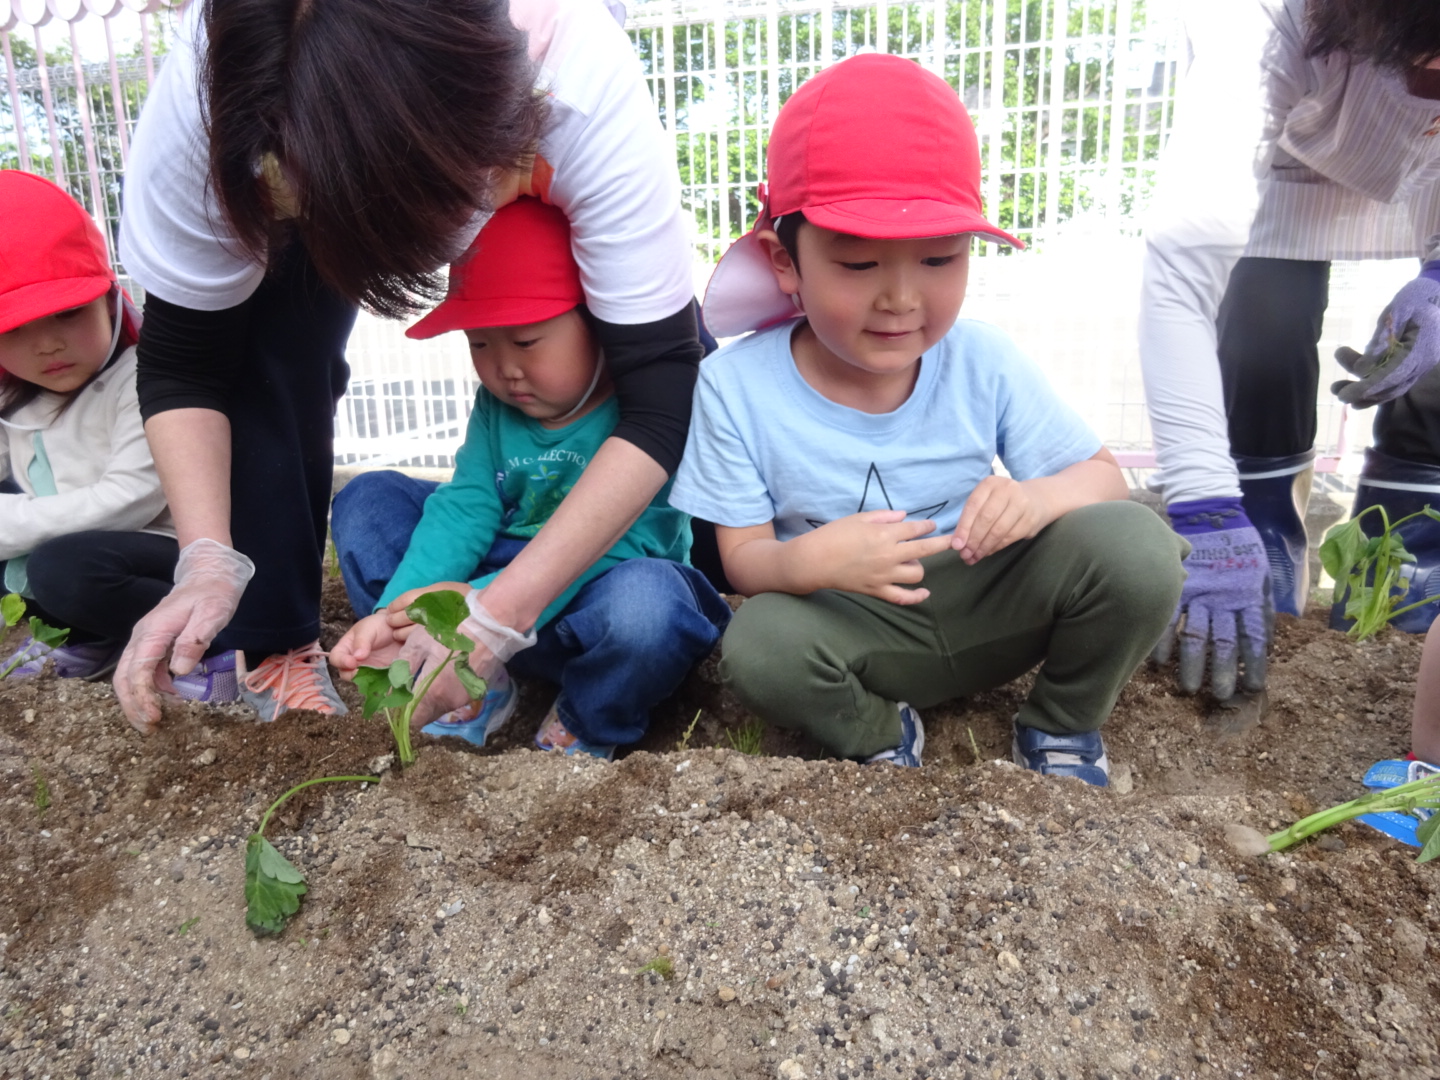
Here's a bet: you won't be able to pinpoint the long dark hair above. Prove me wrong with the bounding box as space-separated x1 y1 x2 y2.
202 0 547 318
1305 0 1440 71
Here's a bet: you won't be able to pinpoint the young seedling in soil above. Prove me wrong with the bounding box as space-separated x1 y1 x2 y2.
1265 771 1440 862
0 592 70 680
726 718 765 756
31 767 49 816
675 709 702 752
352 591 488 766
1321 504 1440 640
246 774 379 936
635 955 675 980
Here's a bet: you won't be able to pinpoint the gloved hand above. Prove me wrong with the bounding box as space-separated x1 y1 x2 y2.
397 624 506 726
1151 498 1270 699
1332 263 1440 407
458 590 537 664
115 538 255 733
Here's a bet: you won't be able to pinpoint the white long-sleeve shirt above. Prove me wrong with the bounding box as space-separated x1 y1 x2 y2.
1139 0 1440 504
0 347 175 562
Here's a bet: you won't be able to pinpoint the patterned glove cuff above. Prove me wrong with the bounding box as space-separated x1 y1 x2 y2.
1421 261 1440 286
1166 497 1254 536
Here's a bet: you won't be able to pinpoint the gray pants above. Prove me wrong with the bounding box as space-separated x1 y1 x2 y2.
720 500 1188 759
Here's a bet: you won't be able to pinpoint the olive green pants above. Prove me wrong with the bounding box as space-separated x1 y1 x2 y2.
720 500 1188 758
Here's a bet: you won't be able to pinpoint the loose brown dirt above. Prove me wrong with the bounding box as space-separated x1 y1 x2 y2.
1 580 1437 1080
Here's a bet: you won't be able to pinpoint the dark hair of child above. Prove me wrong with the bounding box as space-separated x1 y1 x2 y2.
0 288 115 420
201 0 548 318
1305 0 1440 71
774 210 808 272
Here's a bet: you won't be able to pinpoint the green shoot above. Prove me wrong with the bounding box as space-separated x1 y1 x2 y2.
676 709 702 752
246 774 379 936
31 768 49 815
635 955 675 980
353 591 488 766
725 718 764 756
324 536 341 580
0 607 70 680
1266 772 1440 862
1320 504 1440 640
178 916 200 936
966 726 982 765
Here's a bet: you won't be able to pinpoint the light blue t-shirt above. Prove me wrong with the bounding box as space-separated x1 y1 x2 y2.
669 319 1101 541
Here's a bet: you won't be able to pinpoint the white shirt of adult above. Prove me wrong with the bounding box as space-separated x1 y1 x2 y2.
1138 0 1440 505
118 0 694 327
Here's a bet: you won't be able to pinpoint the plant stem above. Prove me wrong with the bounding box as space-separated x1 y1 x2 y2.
0 655 23 680
394 648 459 765
256 775 380 839
1266 774 1440 852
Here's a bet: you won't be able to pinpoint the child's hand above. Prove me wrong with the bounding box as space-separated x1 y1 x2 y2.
382 581 473 634
952 477 1049 564
330 613 403 679
807 509 954 604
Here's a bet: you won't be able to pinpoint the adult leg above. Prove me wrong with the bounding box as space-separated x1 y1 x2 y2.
330 471 441 616
1216 257 1330 614
508 559 731 747
215 243 357 654
721 502 1186 758
25 532 180 644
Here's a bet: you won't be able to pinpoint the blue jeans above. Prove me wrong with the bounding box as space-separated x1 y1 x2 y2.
330 470 731 746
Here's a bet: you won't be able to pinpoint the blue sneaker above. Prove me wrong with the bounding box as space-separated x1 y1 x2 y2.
864 703 925 767
534 698 615 761
1012 723 1109 787
1356 758 1440 848
1 637 122 680
421 666 517 747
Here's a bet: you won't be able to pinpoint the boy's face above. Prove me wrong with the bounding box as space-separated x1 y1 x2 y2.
0 294 113 395
763 223 970 380
465 308 602 426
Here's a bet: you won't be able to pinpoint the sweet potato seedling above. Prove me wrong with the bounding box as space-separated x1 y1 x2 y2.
246 774 379 936
1266 772 1440 862
353 591 488 766
0 592 71 680
1321 504 1440 640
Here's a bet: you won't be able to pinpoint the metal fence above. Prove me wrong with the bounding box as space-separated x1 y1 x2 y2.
0 0 1410 482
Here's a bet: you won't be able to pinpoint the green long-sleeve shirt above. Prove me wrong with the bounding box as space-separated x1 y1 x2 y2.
376 389 692 629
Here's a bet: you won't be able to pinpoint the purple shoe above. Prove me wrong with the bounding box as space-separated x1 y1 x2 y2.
170 650 241 704
1 637 123 680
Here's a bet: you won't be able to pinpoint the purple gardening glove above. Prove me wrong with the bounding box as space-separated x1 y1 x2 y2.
1332 263 1440 408
1151 497 1271 700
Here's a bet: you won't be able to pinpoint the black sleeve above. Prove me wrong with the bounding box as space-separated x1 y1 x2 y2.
590 301 703 476
135 293 253 422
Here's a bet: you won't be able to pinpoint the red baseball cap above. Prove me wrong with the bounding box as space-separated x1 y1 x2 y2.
0 170 114 335
704 54 1022 337
407 197 582 339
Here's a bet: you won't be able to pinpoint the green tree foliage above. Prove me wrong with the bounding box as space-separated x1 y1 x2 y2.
630 0 1174 259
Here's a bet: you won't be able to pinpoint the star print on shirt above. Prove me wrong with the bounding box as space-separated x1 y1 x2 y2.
805 462 948 529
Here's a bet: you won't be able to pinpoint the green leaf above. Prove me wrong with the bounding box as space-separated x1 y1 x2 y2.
1 593 24 629
353 665 414 720
1418 814 1440 864
245 833 308 935
407 591 475 652
28 617 69 648
1319 519 1367 581
387 658 413 689
454 656 488 701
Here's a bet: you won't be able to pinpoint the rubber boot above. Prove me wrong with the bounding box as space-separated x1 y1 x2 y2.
1236 450 1315 618
1329 448 1440 634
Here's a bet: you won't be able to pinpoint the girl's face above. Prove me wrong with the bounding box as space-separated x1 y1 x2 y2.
0 295 113 395
464 309 606 427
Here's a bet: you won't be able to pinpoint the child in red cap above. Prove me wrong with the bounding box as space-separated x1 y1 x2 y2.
671 55 1188 785
0 172 234 693
329 198 729 759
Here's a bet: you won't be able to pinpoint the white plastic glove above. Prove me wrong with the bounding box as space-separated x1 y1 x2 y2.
397 623 508 727
115 538 255 733
458 590 537 662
